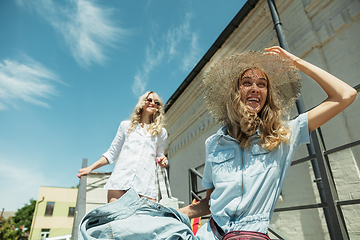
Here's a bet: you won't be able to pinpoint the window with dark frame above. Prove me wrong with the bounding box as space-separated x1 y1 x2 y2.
44 202 55 216
40 228 50 239
68 207 75 217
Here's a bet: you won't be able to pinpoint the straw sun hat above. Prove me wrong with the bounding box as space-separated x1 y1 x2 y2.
202 51 302 124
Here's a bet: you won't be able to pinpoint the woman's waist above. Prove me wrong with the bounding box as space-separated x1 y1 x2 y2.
213 212 271 233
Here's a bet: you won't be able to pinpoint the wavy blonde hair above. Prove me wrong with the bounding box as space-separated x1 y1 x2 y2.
226 68 292 151
128 91 165 136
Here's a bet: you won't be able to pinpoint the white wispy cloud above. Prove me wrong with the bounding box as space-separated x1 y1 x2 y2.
0 56 61 110
165 13 201 70
181 32 200 71
132 39 165 96
17 0 128 67
132 12 201 97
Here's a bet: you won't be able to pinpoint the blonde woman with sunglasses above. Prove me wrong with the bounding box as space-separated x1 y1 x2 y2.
78 91 168 203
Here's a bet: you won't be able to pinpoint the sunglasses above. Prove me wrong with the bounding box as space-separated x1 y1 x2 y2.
146 98 160 106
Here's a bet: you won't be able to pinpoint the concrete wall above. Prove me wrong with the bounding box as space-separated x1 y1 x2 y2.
165 0 360 239
85 173 109 213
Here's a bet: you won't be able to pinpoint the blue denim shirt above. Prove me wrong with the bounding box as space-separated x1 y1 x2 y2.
201 113 309 234
79 188 196 240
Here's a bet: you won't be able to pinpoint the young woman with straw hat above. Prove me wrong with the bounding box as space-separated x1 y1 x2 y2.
178 46 356 239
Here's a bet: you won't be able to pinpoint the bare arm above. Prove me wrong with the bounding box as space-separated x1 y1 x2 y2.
265 46 357 132
177 188 214 219
77 156 109 178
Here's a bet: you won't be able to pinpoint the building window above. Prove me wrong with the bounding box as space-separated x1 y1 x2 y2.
68 207 75 217
39 229 50 239
44 202 55 216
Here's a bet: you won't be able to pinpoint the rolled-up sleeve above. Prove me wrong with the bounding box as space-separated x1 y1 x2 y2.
156 128 168 158
103 121 127 164
289 112 310 148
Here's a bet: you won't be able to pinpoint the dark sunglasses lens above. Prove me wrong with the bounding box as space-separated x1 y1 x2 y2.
146 98 160 106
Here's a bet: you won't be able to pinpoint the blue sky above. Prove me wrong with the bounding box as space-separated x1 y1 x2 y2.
0 0 246 212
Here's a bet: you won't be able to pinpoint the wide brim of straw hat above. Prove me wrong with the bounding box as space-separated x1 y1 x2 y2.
202 51 301 124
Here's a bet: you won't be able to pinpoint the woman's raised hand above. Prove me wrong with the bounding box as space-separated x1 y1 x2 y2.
265 46 300 63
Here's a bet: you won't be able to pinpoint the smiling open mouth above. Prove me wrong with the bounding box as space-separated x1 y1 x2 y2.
248 98 260 102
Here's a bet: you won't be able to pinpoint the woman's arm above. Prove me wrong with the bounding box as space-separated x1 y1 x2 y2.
78 156 109 178
103 121 127 164
265 46 357 132
177 188 214 219
77 121 128 178
156 128 168 168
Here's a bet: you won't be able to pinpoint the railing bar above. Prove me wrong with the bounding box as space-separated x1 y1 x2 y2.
354 84 360 91
267 227 286 240
189 168 203 179
195 163 205 170
274 199 360 213
195 189 207 194
324 140 360 156
337 199 360 206
274 203 327 212
86 176 110 186
291 155 316 166
191 191 202 201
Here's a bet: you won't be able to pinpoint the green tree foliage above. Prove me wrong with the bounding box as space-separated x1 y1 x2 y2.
0 199 36 240
14 199 36 231
0 216 23 240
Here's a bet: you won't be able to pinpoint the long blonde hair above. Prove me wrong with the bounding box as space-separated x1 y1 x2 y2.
128 91 165 136
226 68 291 151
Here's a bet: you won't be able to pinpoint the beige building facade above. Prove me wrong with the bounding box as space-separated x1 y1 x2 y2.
164 0 360 239
29 186 77 240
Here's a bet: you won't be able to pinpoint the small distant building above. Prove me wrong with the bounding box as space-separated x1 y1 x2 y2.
0 210 16 220
28 186 77 240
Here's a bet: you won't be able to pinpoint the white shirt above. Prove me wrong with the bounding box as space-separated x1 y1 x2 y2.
103 120 167 199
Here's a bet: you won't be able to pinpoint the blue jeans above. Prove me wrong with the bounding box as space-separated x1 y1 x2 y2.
79 188 197 240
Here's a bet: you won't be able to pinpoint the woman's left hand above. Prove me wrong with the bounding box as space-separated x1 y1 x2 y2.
157 156 168 168
265 46 300 63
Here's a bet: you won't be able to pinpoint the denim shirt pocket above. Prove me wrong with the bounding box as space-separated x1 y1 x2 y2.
249 144 275 177
250 144 270 155
208 148 238 183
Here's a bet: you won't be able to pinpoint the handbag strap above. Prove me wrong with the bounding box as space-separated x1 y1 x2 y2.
209 217 224 240
161 165 173 198
156 164 172 201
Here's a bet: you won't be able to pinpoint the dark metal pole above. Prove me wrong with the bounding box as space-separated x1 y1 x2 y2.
267 0 348 239
71 158 88 240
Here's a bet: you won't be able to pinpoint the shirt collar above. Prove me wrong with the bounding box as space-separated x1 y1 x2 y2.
216 125 261 141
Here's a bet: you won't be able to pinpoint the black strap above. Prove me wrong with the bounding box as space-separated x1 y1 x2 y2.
209 217 225 240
